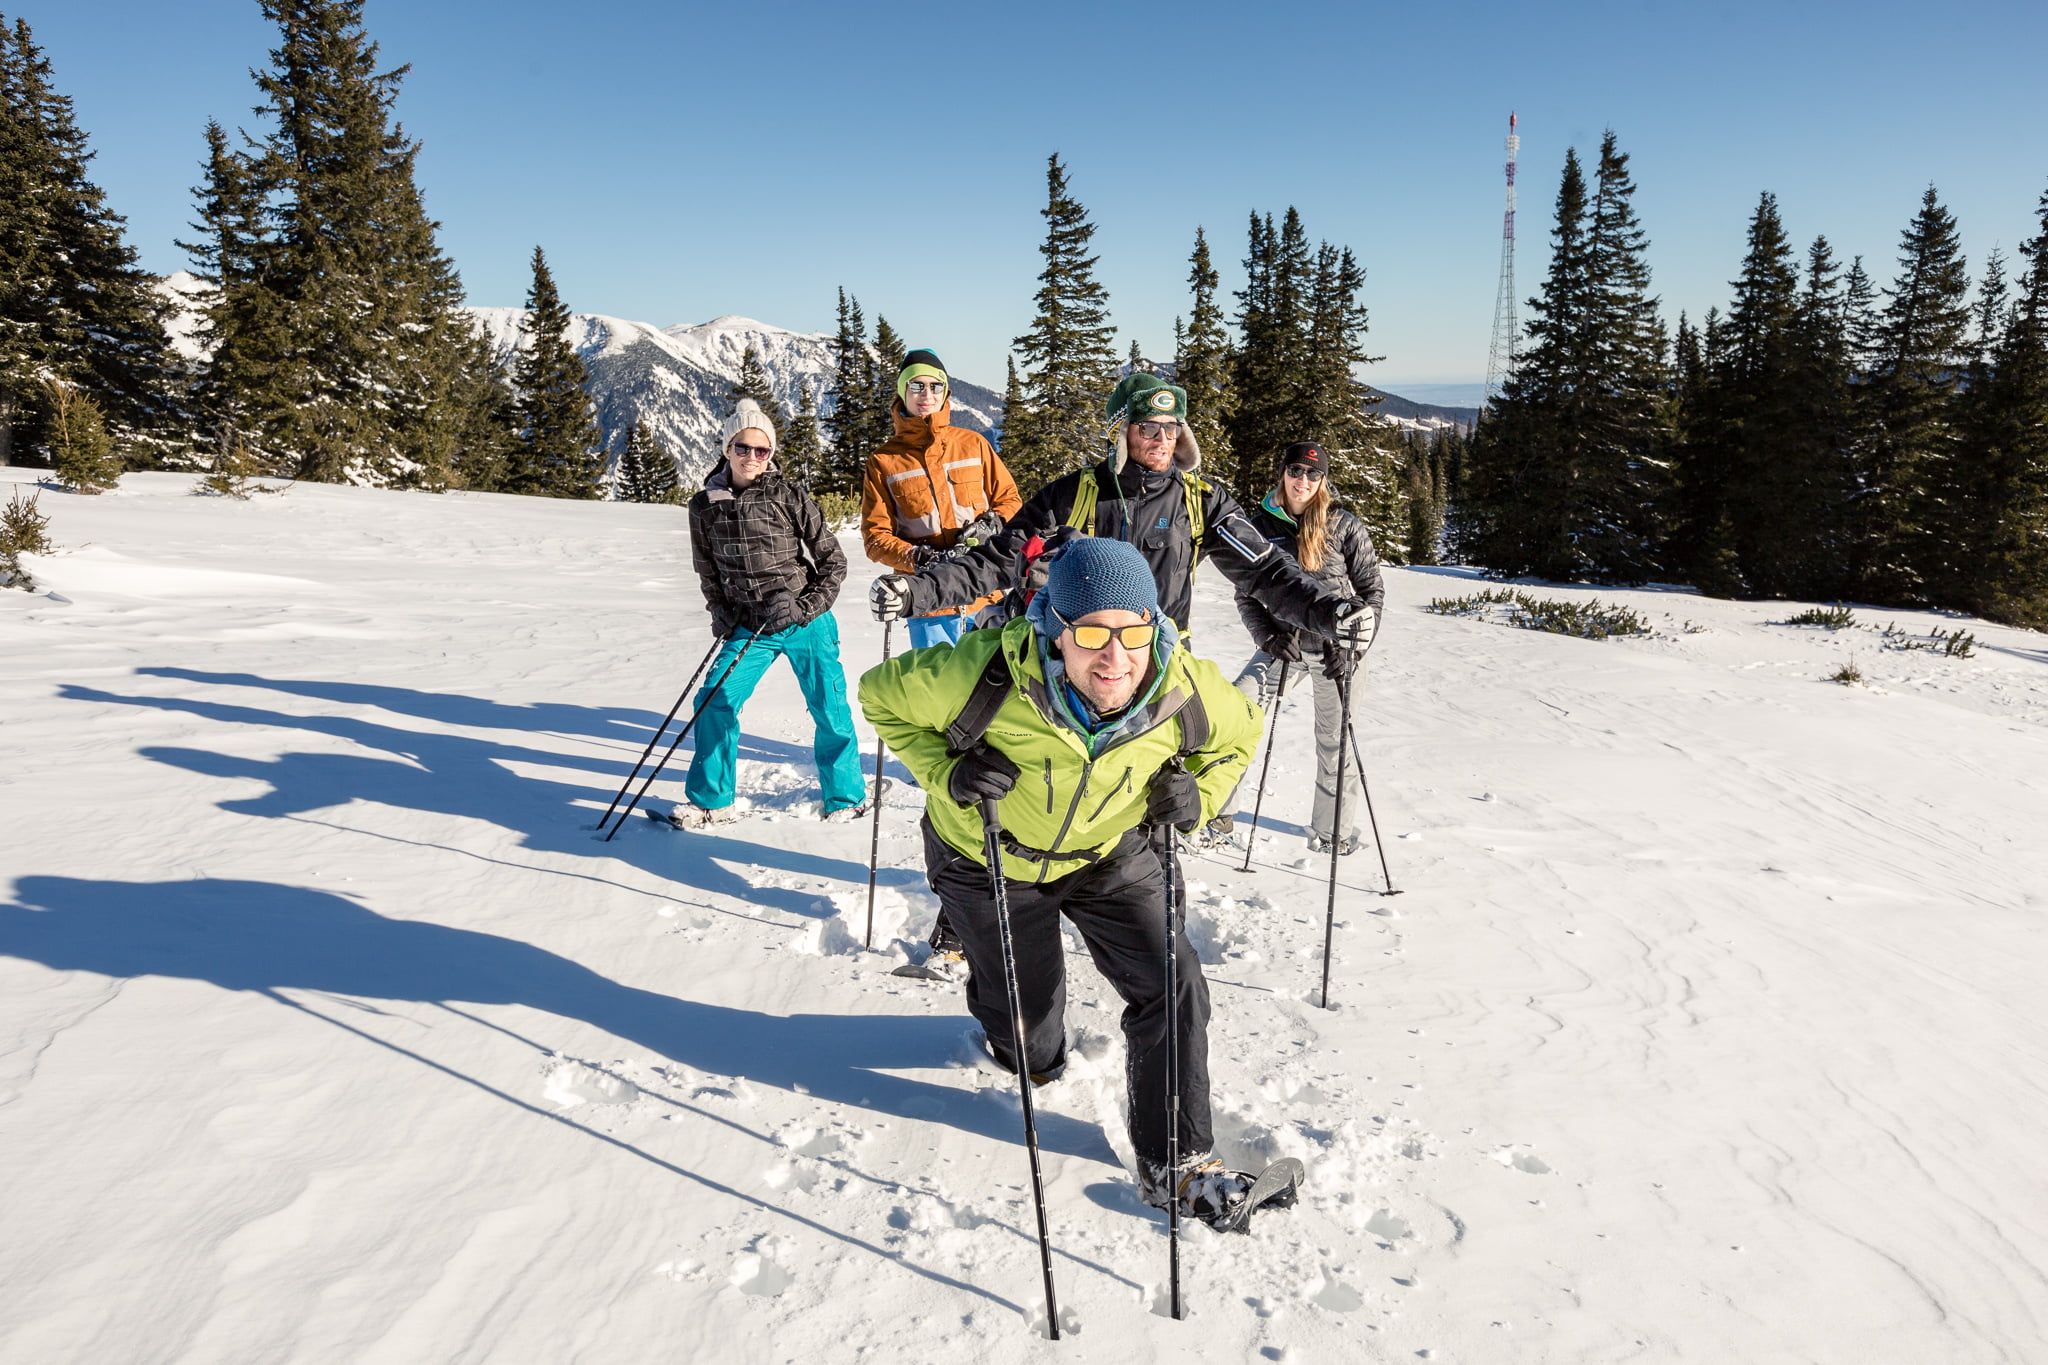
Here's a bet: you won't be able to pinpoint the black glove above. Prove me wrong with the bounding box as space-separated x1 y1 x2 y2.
956 511 1007 548
948 744 1020 805
1321 642 1356 681
870 574 913 622
908 544 937 568
1260 632 1305 664
1145 765 1203 833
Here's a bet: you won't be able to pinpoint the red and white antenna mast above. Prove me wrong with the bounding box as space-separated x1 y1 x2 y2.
1484 111 1520 408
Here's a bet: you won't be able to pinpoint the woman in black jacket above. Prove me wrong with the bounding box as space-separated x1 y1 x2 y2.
671 400 867 828
1212 441 1385 855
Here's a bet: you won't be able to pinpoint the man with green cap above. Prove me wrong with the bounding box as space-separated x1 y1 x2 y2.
869 371 1369 656
858 347 1022 650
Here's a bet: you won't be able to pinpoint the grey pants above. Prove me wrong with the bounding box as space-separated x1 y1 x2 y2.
1227 651 1364 845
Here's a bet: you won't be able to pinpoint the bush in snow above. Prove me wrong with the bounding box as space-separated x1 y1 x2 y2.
1 488 54 591
41 380 122 495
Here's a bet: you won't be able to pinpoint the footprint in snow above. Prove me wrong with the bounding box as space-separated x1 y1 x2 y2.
729 1251 794 1297
541 1059 639 1109
1490 1145 1552 1174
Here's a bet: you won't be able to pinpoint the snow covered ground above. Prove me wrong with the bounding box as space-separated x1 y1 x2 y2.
3 469 2045 1364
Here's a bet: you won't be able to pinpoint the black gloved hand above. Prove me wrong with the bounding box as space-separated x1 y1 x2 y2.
870 574 913 622
909 544 937 568
1321 641 1357 681
948 744 1020 806
1145 765 1203 833
1261 632 1305 664
956 511 1007 548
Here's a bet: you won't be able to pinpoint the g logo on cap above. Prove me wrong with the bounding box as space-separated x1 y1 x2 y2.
1150 390 1176 411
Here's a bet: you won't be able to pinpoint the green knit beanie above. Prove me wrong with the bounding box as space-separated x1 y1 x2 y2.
1104 371 1187 424
896 348 948 402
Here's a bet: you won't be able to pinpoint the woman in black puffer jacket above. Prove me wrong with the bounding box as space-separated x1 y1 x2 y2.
1210 441 1384 855
672 400 866 828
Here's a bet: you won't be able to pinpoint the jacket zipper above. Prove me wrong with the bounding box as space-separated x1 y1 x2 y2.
1042 758 1054 813
1086 766 1133 823
1035 759 1094 885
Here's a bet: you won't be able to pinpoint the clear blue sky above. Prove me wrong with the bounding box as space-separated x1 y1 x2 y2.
21 0 2048 404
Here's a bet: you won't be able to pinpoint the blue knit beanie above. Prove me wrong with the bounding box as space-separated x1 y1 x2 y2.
1034 537 1160 635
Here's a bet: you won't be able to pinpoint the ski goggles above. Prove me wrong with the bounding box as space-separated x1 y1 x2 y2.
1066 622 1157 651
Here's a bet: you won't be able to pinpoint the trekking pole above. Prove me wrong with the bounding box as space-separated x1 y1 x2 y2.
1237 659 1290 873
1154 815 1186 1321
1346 723 1401 897
594 635 723 831
978 798 1060 1341
863 619 894 949
1319 663 1355 1010
601 632 761 842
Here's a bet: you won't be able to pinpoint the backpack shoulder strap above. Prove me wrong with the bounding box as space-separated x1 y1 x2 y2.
946 645 1015 753
1184 474 1208 584
1173 680 1210 759
1063 469 1100 536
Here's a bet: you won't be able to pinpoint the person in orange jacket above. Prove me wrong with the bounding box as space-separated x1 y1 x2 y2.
859 348 1022 650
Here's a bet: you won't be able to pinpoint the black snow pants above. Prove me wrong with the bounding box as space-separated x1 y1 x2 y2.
922 817 1212 1166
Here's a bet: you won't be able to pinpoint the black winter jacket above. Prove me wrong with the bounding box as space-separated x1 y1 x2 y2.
905 454 1350 636
688 465 846 636
1234 492 1385 658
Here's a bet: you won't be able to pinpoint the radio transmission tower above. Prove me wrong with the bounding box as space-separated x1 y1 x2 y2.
1483 112 1520 408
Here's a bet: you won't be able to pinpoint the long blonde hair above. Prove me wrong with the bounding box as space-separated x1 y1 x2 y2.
1284 479 1336 573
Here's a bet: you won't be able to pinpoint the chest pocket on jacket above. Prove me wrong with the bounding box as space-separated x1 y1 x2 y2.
943 461 986 522
886 467 941 541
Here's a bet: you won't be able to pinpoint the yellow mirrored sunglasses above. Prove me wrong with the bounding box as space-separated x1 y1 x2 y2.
1067 622 1157 651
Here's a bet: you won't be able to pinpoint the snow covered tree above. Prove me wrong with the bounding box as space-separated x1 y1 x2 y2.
40 377 120 492
0 15 176 467
778 380 823 491
1006 154 1118 489
615 420 680 505
996 353 1033 468
1174 226 1235 480
1227 209 1312 502
508 246 602 499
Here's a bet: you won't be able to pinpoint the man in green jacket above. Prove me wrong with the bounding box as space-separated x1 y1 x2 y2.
859 537 1285 1225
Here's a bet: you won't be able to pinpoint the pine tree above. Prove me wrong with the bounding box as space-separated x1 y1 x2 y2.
615 420 681 505
866 315 906 456
1775 236 1863 599
178 0 505 487
996 353 1033 473
1006 153 1118 489
508 246 602 499
40 377 120 492
725 343 784 430
820 287 871 494
779 380 824 491
1227 209 1313 501
1463 137 1670 583
0 15 176 467
1954 183 2048 625
1174 226 1235 479
1857 187 1973 602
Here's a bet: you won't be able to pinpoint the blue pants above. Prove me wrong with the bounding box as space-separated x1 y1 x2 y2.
683 613 868 813
906 614 965 650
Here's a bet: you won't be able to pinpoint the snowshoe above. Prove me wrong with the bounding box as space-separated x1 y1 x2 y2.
1140 1154 1305 1233
650 801 742 831
823 778 895 822
1307 833 1360 856
890 946 970 983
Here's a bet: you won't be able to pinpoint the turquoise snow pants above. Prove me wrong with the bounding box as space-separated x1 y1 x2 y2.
682 612 868 814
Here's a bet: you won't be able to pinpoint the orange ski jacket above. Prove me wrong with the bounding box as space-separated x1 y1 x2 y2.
859 403 1022 615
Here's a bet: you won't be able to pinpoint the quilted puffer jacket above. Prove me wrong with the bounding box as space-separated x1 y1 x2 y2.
687 464 847 636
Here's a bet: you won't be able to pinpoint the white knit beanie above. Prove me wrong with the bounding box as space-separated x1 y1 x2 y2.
721 399 777 453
